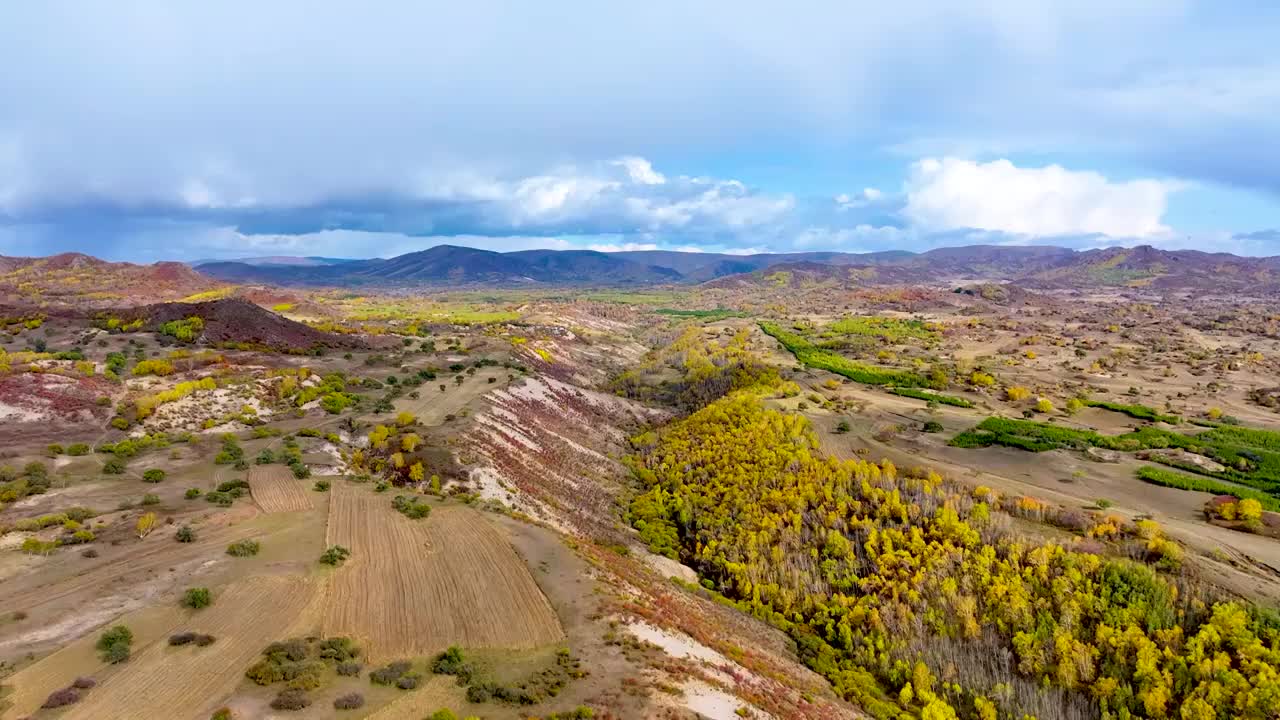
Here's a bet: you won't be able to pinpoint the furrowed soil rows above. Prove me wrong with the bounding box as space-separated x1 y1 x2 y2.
323 482 563 660
61 574 320 720
248 464 312 513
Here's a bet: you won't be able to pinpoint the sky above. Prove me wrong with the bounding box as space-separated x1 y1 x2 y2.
0 1 1277 262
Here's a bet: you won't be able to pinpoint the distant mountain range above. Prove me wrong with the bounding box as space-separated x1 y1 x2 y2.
191 243 1280 293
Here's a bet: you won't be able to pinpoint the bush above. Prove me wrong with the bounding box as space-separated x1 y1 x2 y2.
176 525 196 543
318 636 360 662
290 462 312 479
168 631 214 646
67 443 91 456
270 689 312 711
47 443 64 456
210 708 232 720
431 646 468 675
41 687 81 708
143 468 166 483
369 660 413 685
141 493 160 505
185 487 202 499
396 673 422 690
922 420 944 433
320 545 351 566
334 692 365 710
313 479 331 492
103 457 127 474
226 539 260 557
392 494 431 520
71 676 96 689
205 491 233 506
96 624 133 663
182 587 213 609
336 661 363 677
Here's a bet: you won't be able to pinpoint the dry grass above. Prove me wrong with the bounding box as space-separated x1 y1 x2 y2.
61 574 320 720
322 482 563 661
1 604 185 718
248 464 313 513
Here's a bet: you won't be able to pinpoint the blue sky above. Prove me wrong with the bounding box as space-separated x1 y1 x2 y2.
0 1 1277 261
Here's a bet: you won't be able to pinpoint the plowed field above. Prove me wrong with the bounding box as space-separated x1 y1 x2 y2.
322 482 563 660
248 464 312 513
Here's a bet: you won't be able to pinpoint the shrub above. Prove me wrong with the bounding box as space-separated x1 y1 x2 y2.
226 539 260 557
96 624 133 664
47 443 64 456
318 636 360 662
313 479 331 492
41 687 81 708
205 491 233 506
71 677 96 689
182 587 213 609
392 494 432 520
269 689 311 711
334 692 366 710
185 487 202 499
103 457 127 474
168 631 213 646
396 673 422 690
922 420 944 433
67 443 91 456
176 525 196 543
431 646 468 675
141 493 160 505
210 708 232 720
143 468 166 483
336 661 363 677
319 545 351 566
428 711 458 720
369 660 413 685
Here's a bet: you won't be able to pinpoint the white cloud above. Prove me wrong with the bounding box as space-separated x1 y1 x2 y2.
612 156 665 185
585 242 659 252
904 157 1181 237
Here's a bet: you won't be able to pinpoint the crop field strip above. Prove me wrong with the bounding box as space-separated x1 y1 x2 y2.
322 481 563 661
247 464 313 513
61 574 320 720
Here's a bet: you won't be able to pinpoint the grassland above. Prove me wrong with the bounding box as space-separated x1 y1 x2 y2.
760 322 927 387
824 316 938 342
1135 466 1280 511
1083 399 1181 424
888 387 973 407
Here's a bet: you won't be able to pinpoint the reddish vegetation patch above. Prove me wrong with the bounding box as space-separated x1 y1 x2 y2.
462 377 665 541
0 372 113 422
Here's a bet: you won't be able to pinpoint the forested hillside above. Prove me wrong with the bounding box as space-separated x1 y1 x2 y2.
628 393 1280 720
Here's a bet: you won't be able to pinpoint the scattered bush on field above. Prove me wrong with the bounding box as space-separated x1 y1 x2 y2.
333 692 365 710
41 687 82 708
226 539 260 557
319 545 351 566
391 494 431 519
96 624 133 663
182 587 213 609
269 688 311 711
369 660 413 686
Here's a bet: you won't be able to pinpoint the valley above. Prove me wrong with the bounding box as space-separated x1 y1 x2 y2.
0 245 1278 720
